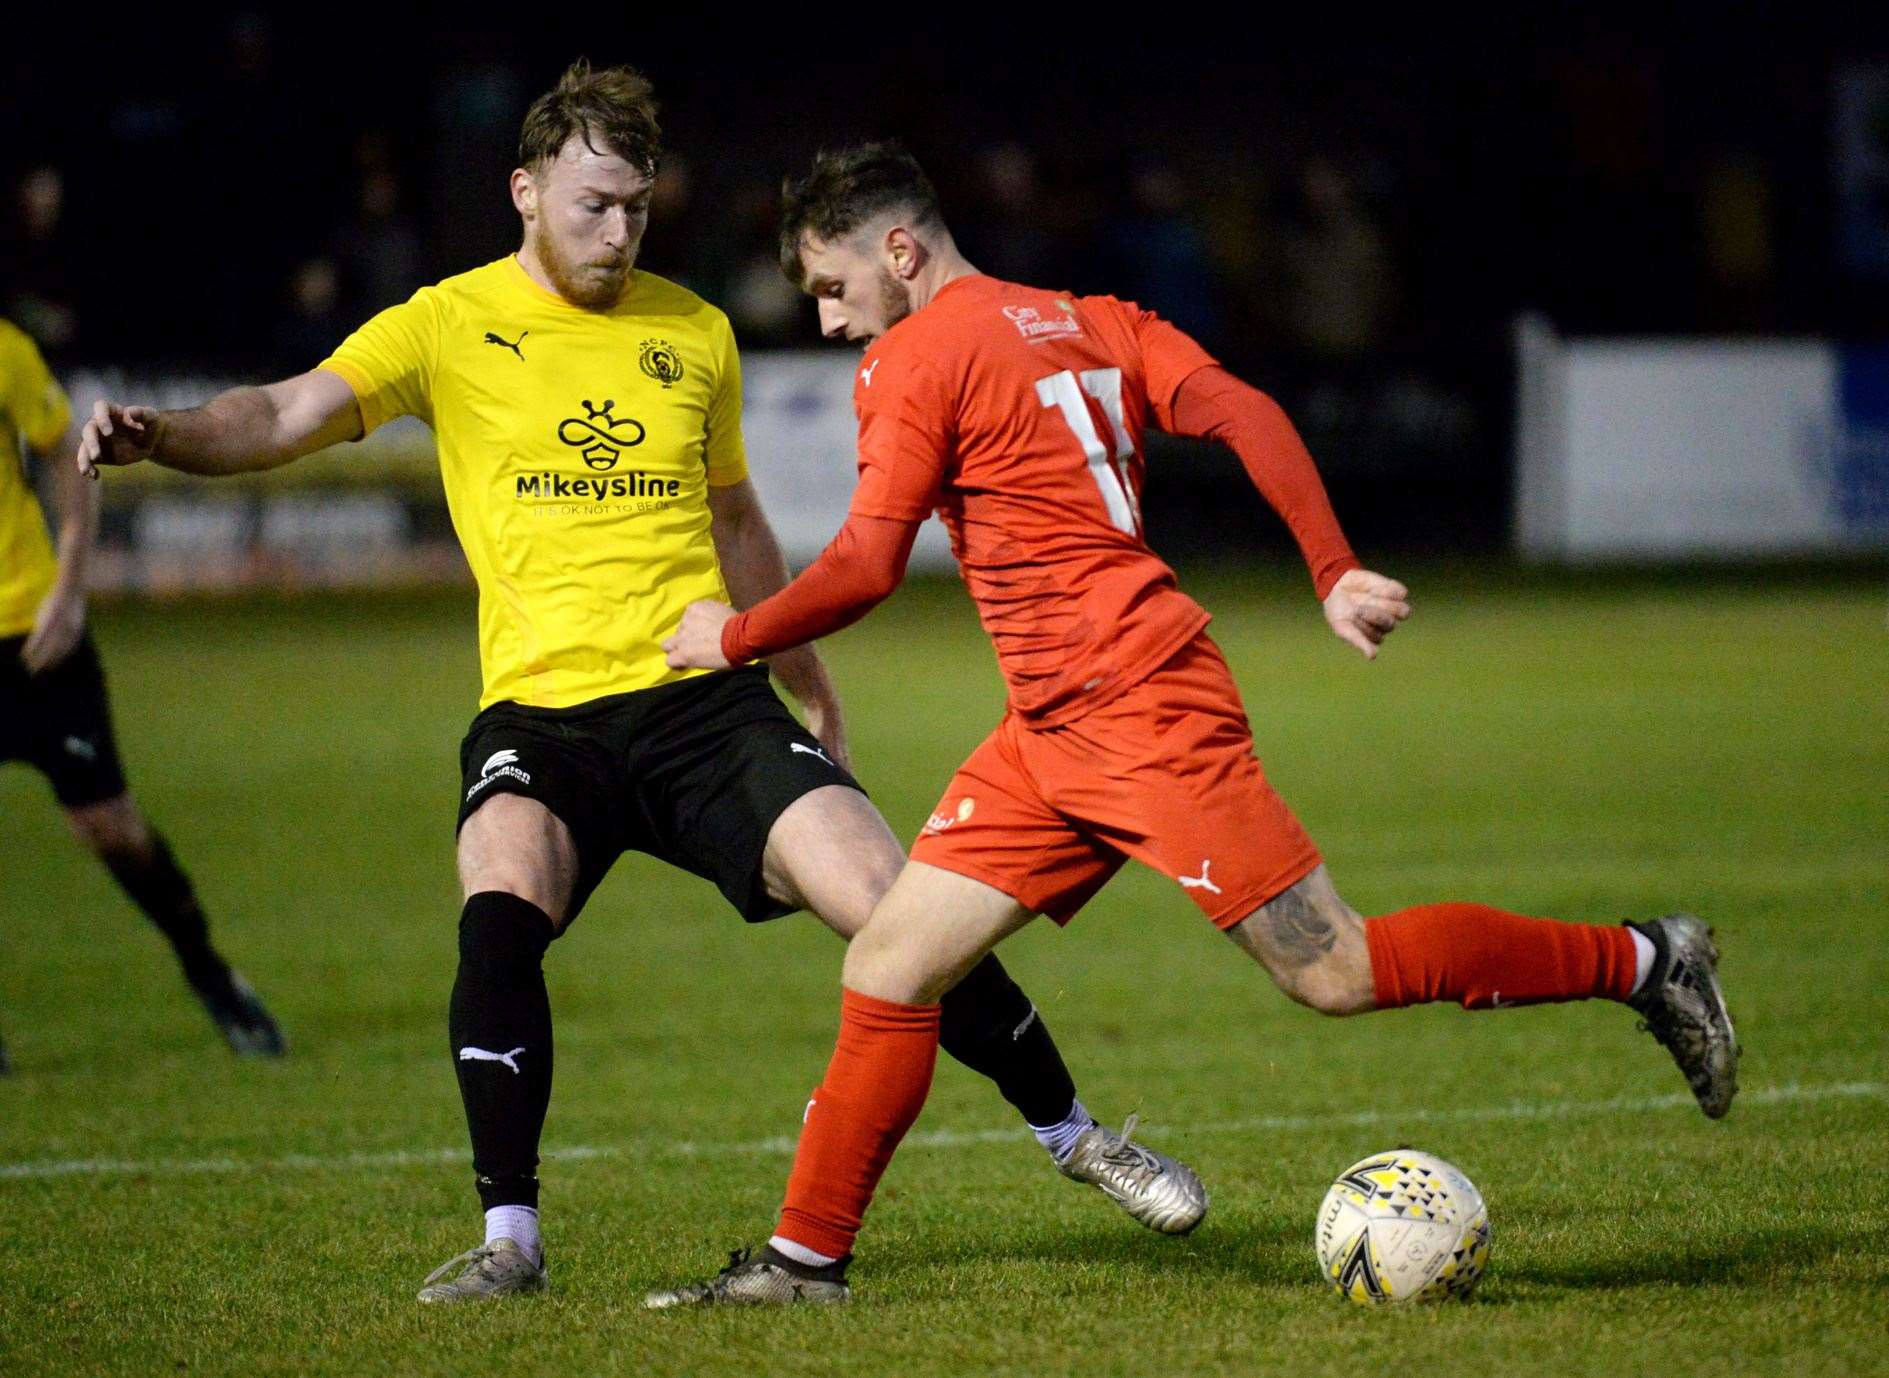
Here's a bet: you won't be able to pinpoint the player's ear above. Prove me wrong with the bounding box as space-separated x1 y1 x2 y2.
883 225 927 281
510 167 539 221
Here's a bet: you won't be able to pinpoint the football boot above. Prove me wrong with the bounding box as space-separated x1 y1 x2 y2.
417 1238 547 1303
191 969 287 1058
1059 1113 1208 1235
1626 914 1739 1118
644 1246 851 1308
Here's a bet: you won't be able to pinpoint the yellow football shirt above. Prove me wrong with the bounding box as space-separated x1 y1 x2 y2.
320 257 749 709
0 320 72 638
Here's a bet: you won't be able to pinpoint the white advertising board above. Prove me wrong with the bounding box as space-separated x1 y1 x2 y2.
735 351 956 572
1514 318 1889 559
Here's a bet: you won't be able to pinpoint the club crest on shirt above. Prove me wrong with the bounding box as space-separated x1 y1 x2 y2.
557 398 647 470
639 338 685 388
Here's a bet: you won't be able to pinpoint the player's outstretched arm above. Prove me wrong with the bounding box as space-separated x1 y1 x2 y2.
1167 364 1410 657
704 478 852 767
665 508 919 678
76 369 363 480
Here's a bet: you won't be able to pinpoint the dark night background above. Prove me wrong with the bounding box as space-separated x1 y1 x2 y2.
6 5 1887 554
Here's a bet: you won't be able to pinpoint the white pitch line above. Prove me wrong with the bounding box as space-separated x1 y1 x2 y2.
0 1081 1879 1184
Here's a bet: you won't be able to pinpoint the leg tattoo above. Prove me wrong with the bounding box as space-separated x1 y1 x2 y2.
1261 887 1338 969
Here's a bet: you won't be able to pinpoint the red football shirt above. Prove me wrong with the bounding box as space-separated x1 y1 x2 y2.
839 274 1217 724
720 273 1359 723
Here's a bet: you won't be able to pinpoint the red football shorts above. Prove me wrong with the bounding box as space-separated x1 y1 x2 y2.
909 634 1321 928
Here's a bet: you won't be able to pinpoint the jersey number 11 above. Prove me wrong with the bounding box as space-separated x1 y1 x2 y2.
1036 368 1142 536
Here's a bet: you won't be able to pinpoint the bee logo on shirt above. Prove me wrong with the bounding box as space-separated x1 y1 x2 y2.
639 338 685 388
558 398 647 470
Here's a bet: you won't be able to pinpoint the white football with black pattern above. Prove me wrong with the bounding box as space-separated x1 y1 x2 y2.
1314 1149 1491 1305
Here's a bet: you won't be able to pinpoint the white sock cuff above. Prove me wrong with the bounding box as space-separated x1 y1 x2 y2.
769 1234 840 1267
1628 928 1657 996
484 1204 542 1265
1031 1096 1095 1164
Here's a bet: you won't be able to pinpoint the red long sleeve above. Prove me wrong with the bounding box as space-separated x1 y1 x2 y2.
1168 366 1360 599
721 513 922 665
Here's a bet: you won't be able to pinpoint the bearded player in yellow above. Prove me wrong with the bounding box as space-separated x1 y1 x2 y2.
1 319 284 1070
80 61 1206 1302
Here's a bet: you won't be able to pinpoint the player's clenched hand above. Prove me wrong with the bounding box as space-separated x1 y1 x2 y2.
663 599 737 670
76 399 164 479
1322 568 1411 660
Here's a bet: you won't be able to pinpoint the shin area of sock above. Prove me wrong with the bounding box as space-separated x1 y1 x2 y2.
774 988 941 1259
1364 903 1640 1010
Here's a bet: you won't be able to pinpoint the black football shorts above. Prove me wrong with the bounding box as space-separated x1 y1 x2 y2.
0 632 130 808
456 665 864 924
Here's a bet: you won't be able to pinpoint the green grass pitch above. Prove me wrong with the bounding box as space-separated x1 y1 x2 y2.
2 564 1885 1376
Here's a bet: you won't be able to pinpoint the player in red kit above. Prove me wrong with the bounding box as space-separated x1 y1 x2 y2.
648 144 1739 1306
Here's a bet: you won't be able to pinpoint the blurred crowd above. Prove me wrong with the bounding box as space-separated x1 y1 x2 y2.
4 10 1884 549
3 130 1419 378
7 11 1883 378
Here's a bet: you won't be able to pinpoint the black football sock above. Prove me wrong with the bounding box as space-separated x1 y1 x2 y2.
938 953 1078 1128
450 891 556 1211
101 831 234 1000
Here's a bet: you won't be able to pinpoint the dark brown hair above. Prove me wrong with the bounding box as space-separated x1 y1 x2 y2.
778 141 944 285
518 59 661 177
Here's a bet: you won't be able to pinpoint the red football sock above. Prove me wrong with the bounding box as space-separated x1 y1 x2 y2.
775 987 942 1260
1364 903 1638 1011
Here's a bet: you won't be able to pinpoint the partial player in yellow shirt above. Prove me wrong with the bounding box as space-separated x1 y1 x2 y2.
80 61 1177 1302
1 319 284 1072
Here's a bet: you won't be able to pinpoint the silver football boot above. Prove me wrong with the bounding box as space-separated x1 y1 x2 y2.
416 1238 547 1304
645 1247 851 1308
1059 1114 1208 1235
1627 914 1739 1119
